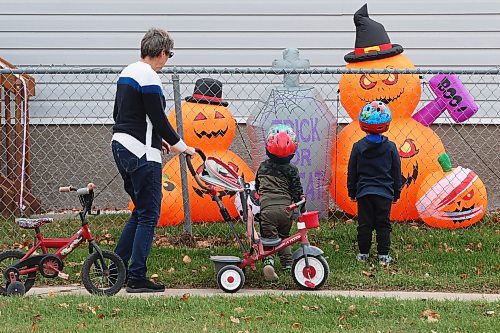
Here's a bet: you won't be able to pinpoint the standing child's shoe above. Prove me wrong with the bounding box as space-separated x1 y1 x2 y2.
356 253 369 262
262 257 279 281
378 255 392 265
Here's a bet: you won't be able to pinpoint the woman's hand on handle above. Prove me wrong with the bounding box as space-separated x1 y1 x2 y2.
184 146 196 156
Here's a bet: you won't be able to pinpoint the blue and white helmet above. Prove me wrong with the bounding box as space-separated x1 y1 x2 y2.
359 100 392 133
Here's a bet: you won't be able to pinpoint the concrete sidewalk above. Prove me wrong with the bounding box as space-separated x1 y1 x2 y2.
28 285 500 301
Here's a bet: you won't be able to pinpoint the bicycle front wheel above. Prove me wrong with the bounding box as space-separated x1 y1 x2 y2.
81 250 126 296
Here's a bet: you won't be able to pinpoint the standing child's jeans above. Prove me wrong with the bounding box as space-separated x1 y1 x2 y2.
260 205 293 267
357 195 392 256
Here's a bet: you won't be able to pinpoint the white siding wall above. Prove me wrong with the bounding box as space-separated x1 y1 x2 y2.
0 0 499 123
1 0 500 67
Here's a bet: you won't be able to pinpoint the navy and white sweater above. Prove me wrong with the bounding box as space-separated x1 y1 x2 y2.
112 61 187 163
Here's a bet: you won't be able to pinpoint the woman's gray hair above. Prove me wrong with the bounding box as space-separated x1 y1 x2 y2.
140 28 174 59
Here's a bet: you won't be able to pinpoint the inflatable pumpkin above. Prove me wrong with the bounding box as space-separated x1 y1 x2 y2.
416 154 487 228
330 4 449 221
158 78 255 224
167 78 235 150
331 120 445 220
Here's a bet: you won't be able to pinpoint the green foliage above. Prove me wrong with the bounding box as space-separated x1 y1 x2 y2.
1 294 498 333
1 212 499 292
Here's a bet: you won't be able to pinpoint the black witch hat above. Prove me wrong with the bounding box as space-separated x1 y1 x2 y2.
344 4 404 63
185 78 229 107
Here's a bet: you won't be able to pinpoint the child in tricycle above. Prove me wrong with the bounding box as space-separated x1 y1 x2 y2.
255 124 305 281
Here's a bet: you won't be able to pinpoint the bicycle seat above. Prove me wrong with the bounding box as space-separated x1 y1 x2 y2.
260 237 282 247
15 217 54 229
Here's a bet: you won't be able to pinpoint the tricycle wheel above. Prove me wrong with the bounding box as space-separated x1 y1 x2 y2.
6 281 25 296
216 265 245 293
292 255 329 290
0 250 36 296
81 250 126 296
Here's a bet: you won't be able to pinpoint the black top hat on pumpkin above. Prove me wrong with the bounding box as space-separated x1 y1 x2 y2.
185 78 229 107
344 4 404 63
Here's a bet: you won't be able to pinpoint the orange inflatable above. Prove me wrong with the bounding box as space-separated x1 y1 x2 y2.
158 78 254 225
332 120 445 220
330 4 447 221
416 154 487 228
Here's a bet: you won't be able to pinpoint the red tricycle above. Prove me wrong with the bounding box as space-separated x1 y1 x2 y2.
0 183 126 296
186 149 329 293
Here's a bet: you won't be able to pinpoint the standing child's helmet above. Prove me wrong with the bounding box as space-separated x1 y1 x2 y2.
266 124 297 158
359 101 392 134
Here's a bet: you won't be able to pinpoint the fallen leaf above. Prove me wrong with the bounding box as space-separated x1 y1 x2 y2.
344 219 355 225
97 314 105 319
484 310 495 316
47 290 55 297
150 274 159 279
275 296 289 304
234 307 245 313
291 322 302 329
459 273 468 279
183 255 192 264
180 293 190 301
302 305 310 310
58 303 69 308
230 316 240 324
362 270 375 278
168 267 175 273
421 309 440 322
31 322 37 332
32 314 42 321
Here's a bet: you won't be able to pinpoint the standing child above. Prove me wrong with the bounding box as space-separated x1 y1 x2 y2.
347 101 401 265
255 125 305 281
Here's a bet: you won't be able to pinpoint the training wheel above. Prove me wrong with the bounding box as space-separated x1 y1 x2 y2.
7 281 26 296
216 265 245 293
292 255 329 290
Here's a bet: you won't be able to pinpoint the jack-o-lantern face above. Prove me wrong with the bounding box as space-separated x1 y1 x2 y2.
167 101 236 149
417 166 487 228
339 54 421 119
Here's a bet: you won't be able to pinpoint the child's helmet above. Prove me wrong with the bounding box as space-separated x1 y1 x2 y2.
359 101 392 134
266 124 297 158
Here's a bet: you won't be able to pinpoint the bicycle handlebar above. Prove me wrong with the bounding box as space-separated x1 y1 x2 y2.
286 197 307 211
59 183 95 195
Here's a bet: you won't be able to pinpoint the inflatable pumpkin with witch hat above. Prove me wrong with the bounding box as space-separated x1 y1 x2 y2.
416 153 487 229
330 4 447 220
160 78 254 225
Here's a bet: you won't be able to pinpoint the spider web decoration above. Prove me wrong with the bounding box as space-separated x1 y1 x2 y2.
247 86 337 215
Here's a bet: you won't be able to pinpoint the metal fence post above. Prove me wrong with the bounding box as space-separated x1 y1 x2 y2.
172 71 192 235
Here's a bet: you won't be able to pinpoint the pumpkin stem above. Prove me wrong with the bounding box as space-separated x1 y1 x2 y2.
438 153 452 172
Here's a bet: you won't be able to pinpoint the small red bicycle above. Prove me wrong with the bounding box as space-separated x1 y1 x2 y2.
0 183 126 296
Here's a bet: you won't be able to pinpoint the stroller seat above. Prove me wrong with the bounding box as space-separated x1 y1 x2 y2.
260 237 282 247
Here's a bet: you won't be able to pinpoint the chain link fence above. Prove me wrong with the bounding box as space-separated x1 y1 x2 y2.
0 66 499 243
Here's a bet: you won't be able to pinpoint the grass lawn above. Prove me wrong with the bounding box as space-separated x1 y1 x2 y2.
0 212 499 293
1 294 498 333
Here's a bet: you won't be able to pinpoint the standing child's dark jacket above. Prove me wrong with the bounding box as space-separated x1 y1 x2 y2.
347 136 402 201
